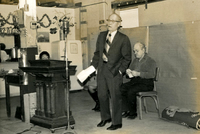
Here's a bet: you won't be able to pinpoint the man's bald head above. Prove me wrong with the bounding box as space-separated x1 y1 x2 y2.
108 13 122 22
107 13 122 32
133 42 146 60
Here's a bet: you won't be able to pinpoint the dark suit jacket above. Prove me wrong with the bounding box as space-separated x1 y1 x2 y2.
91 31 132 77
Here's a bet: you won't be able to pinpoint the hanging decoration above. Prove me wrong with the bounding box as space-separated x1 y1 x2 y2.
37 14 52 28
0 12 21 36
35 12 75 36
37 13 74 29
50 27 57 34
0 10 75 36
0 13 17 26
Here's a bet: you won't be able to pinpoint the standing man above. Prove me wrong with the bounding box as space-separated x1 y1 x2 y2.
91 13 132 130
121 42 157 119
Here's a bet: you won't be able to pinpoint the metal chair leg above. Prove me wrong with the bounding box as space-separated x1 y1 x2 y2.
156 96 161 118
137 96 143 120
152 96 161 118
143 98 148 113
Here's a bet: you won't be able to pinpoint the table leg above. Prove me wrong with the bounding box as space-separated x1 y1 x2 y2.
5 78 11 117
20 85 28 121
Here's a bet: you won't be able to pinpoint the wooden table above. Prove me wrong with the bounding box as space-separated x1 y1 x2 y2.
4 73 36 120
4 73 21 117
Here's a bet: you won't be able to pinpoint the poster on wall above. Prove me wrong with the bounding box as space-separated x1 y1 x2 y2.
70 43 78 54
120 8 139 28
37 32 49 43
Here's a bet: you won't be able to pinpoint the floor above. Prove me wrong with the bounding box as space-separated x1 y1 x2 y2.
0 90 199 134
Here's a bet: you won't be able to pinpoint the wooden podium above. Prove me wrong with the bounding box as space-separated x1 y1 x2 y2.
19 60 76 130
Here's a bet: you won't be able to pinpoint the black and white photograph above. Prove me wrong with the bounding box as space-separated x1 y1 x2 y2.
0 0 200 134
37 32 50 43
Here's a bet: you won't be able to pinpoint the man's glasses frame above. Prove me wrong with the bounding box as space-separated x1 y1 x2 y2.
106 19 121 23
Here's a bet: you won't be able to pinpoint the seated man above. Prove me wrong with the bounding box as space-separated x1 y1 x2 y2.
86 72 100 112
120 42 157 119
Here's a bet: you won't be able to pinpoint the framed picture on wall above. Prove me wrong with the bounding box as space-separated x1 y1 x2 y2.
37 32 49 43
70 43 78 54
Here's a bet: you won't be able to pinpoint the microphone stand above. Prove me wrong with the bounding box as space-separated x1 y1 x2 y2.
61 19 77 134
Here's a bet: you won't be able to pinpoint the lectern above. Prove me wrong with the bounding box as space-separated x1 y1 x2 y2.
19 60 76 130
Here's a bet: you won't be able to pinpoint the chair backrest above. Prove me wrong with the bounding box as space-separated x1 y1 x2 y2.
153 67 160 91
154 67 160 82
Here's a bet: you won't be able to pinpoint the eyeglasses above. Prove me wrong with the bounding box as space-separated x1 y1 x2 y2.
106 19 121 23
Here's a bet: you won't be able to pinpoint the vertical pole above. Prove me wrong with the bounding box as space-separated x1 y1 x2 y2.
146 26 149 53
35 82 41 115
18 0 37 48
50 83 56 117
46 83 51 117
40 82 45 116
145 0 148 9
64 20 71 129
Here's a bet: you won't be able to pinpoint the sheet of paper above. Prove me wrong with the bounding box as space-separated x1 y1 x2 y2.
126 69 133 78
77 66 96 83
127 72 133 78
84 66 96 75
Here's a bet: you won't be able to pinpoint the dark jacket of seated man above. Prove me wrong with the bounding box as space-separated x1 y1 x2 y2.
120 42 157 119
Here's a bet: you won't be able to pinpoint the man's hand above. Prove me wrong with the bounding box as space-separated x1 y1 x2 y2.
131 70 140 77
77 66 96 83
119 70 122 75
126 69 140 78
126 69 133 78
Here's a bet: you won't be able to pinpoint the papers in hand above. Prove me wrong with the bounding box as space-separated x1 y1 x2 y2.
127 72 133 78
77 66 96 83
126 69 134 78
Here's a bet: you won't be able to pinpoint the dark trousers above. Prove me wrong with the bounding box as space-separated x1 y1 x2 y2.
120 79 153 115
97 63 123 125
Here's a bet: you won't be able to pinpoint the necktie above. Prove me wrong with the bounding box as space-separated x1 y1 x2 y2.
103 33 111 62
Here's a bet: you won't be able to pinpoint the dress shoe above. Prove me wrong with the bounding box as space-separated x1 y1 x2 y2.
127 113 137 119
107 124 122 130
92 103 100 112
97 118 111 127
122 111 130 118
